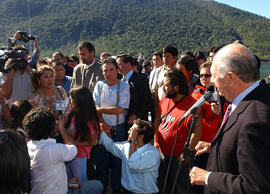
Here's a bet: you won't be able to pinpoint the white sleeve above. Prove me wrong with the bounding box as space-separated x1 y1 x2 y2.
93 81 102 106
50 143 77 162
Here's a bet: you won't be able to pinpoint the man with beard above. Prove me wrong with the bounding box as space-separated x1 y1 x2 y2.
154 69 202 194
71 41 104 93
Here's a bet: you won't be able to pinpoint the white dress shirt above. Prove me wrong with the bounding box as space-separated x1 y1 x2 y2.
27 138 77 194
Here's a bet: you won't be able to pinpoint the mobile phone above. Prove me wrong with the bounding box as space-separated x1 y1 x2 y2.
69 181 78 188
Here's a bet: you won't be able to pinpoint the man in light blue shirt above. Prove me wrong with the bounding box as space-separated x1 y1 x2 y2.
100 119 160 194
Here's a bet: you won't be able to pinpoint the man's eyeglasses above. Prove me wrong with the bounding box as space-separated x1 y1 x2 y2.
200 74 211 78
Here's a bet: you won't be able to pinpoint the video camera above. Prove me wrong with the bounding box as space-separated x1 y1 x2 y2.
0 31 35 59
0 31 35 72
16 31 36 43
0 46 29 59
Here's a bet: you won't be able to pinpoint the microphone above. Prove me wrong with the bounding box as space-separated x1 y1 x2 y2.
181 89 212 120
206 85 215 93
206 85 220 103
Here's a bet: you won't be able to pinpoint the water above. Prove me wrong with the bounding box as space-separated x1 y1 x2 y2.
260 61 270 79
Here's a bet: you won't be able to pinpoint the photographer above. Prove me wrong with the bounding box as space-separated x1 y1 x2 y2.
2 56 34 107
14 31 40 69
0 31 39 72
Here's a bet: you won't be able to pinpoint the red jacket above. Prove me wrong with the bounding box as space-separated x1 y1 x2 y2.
192 85 221 142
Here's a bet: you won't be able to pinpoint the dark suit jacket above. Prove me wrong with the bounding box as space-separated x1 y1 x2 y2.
205 83 270 194
127 72 153 121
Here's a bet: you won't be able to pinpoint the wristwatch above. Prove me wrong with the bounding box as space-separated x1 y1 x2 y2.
130 139 137 144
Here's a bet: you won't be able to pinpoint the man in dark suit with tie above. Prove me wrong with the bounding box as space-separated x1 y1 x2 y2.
189 43 270 193
116 54 153 126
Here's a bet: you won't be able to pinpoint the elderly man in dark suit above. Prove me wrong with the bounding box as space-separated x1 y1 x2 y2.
189 43 270 193
116 54 152 126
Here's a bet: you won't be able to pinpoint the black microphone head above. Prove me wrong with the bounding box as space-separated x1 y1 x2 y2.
204 91 212 100
206 85 215 93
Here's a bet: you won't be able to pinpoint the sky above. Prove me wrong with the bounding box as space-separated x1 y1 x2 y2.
215 0 270 19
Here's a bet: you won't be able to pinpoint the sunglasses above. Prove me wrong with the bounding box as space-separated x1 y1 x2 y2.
200 74 211 78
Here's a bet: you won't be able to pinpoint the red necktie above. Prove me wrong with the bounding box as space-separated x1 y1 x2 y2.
220 104 232 128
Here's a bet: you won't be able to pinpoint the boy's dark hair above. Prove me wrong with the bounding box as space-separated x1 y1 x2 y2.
194 51 206 61
181 50 195 59
134 119 154 144
178 55 198 76
0 129 30 194
142 60 151 67
164 69 189 96
23 107 55 140
71 55 79 63
10 100 32 129
163 45 178 57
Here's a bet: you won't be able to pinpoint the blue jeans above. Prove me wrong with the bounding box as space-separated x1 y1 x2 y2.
66 157 88 182
92 123 127 191
68 179 103 194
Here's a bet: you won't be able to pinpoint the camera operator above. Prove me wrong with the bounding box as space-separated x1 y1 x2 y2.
14 31 40 69
2 56 34 107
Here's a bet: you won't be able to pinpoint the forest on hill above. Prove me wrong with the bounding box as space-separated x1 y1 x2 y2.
1 0 270 60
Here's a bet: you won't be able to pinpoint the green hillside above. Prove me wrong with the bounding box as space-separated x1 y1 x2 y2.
1 0 270 59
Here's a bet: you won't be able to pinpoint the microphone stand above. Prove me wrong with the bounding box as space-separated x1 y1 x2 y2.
170 107 198 194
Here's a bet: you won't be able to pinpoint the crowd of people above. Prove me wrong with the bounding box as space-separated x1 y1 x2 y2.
0 31 270 194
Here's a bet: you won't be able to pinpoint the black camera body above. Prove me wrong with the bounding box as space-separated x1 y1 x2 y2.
17 32 36 43
0 31 34 73
0 47 29 72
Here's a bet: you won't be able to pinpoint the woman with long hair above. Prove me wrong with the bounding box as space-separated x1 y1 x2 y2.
64 87 99 182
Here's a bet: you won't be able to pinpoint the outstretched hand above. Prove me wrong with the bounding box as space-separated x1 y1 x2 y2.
100 122 112 137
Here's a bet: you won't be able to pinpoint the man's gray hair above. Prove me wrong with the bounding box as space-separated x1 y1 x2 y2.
217 44 258 83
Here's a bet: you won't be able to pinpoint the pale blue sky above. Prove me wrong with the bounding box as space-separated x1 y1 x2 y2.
215 0 270 19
